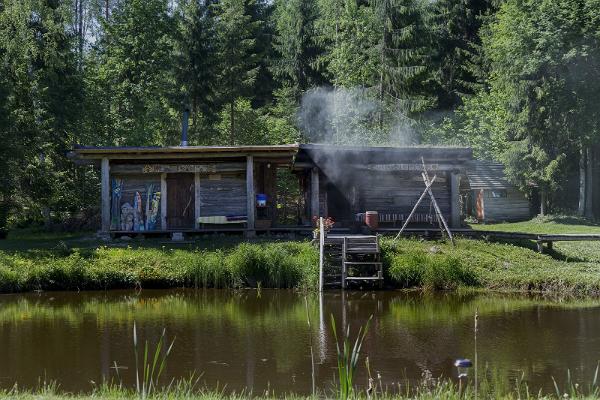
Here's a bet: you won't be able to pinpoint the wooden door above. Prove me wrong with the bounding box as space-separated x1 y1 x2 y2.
167 173 195 229
475 189 485 221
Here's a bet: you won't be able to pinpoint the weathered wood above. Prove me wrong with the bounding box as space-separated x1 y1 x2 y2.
101 158 110 232
450 171 460 228
246 156 255 235
319 216 324 292
311 168 320 218
110 162 246 174
394 175 437 240
198 174 246 217
160 173 167 230
194 173 201 229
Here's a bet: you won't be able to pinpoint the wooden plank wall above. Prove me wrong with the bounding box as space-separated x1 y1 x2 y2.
358 171 451 217
483 188 531 221
198 172 247 217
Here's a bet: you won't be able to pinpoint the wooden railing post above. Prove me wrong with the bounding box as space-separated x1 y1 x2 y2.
100 158 110 233
246 155 256 237
319 216 324 292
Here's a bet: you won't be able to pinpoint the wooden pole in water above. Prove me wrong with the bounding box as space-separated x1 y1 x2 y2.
319 216 324 292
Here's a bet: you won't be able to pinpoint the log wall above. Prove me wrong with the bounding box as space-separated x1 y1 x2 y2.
357 171 451 217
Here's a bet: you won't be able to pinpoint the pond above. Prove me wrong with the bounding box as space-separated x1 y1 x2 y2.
1 289 600 395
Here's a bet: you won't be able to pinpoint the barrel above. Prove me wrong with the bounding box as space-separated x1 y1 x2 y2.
365 211 379 230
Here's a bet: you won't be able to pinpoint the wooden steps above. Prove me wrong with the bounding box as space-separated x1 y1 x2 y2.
321 234 384 289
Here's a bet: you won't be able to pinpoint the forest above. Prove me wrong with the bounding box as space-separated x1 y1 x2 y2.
0 0 599 231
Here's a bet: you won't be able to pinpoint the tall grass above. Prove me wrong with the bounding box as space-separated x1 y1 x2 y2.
0 241 318 293
330 314 372 400
132 322 175 399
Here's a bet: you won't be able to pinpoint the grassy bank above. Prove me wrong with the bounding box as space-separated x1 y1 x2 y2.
470 215 600 264
2 220 600 294
3 381 600 400
0 237 318 292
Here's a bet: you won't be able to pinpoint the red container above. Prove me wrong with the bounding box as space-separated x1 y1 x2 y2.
365 211 379 230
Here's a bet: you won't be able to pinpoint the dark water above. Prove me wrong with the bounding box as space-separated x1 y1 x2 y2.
1 289 600 395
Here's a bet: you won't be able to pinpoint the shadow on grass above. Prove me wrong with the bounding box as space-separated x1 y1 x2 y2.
483 237 590 263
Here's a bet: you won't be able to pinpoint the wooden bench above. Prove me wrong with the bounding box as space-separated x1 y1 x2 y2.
536 234 600 253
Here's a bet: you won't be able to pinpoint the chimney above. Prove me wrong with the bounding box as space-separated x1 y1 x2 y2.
181 107 190 146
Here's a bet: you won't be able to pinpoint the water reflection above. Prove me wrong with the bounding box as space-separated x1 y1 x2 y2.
0 289 599 395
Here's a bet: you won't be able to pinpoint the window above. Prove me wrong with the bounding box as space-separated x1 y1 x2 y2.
490 190 507 198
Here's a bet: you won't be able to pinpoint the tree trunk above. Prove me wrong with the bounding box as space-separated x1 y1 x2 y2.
585 147 594 218
229 101 235 145
105 0 109 20
540 189 547 216
42 206 52 230
78 0 84 70
578 147 586 215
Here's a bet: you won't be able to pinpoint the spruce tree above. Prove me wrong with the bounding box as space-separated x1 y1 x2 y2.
213 0 260 144
175 0 219 143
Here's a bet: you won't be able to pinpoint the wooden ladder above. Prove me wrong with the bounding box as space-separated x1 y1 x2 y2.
322 235 383 289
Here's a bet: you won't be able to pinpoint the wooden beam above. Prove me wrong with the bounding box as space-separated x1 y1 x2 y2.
101 158 110 232
246 156 255 235
311 168 320 218
450 171 460 228
160 173 167 230
194 172 201 230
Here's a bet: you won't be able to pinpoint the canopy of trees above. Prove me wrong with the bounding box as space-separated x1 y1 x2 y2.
0 0 598 229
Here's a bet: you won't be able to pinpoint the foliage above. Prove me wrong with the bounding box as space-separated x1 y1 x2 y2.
0 0 599 227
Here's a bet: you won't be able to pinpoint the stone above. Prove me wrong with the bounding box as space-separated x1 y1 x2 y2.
171 232 185 242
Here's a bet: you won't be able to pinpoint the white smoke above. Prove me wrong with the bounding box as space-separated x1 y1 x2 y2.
297 86 419 146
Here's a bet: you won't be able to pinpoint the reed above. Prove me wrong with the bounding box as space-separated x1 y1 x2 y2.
330 314 373 400
132 322 175 399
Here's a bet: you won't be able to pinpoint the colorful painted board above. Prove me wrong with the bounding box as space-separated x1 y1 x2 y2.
147 191 161 231
133 191 143 231
110 178 123 230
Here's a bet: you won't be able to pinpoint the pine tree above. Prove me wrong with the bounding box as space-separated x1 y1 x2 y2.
213 0 260 144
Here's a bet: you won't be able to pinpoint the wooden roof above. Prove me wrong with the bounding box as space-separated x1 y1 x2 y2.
466 160 514 189
297 143 472 166
70 144 300 160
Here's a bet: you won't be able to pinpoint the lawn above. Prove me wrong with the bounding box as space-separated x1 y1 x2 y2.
469 215 600 264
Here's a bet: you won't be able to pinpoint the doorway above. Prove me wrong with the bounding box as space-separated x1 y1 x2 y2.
167 173 195 229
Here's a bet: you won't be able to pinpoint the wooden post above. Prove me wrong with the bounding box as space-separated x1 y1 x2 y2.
100 157 110 233
319 216 324 292
160 173 167 230
311 168 320 218
246 156 255 236
342 237 347 290
194 172 201 230
450 171 460 228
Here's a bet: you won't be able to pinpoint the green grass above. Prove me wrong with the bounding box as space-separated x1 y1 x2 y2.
470 214 600 235
2 380 600 400
470 215 600 264
0 233 318 292
381 237 600 295
3 220 600 294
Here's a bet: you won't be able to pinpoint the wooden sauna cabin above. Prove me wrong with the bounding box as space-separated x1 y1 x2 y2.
70 143 473 237
297 144 472 230
70 145 303 237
